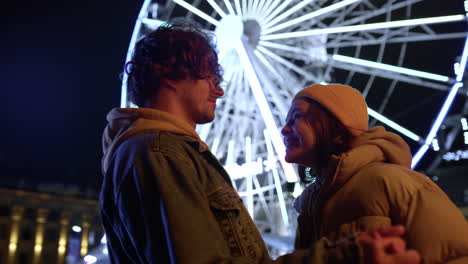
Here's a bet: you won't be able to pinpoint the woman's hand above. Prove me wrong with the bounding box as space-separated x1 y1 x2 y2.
357 225 421 264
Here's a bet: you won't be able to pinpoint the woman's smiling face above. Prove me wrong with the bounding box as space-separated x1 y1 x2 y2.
281 98 319 167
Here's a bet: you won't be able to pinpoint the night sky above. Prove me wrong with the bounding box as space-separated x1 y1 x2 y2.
5 1 142 189
3 1 467 191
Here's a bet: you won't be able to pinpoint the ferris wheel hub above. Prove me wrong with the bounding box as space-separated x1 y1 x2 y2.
243 20 261 48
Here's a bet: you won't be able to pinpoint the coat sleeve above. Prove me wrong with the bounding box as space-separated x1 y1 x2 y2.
112 143 362 264
402 179 468 264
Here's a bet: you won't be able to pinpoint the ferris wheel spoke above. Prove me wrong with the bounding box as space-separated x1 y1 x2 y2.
249 0 263 18
252 176 274 220
222 0 236 15
141 18 165 29
331 0 421 27
250 54 290 116
330 57 451 92
261 0 296 27
262 0 317 32
367 108 421 142
254 50 283 82
259 40 310 56
261 15 465 41
207 0 227 18
328 32 467 48
333 54 451 83
241 0 248 18
253 0 268 20
328 0 361 27
233 0 242 17
256 0 283 25
370 80 398 127
173 0 220 26
245 0 254 18
257 46 319 82
235 40 297 182
263 0 362 35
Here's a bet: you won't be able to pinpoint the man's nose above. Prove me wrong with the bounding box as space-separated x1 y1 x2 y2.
215 85 224 97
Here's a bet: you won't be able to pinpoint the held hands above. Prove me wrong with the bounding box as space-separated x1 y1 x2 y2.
356 226 421 264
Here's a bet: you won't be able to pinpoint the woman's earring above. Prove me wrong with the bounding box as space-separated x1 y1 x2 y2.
304 167 317 184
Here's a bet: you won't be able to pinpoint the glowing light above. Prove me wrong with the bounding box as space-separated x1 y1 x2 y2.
58 245 66 254
225 158 264 179
254 50 282 81
259 40 308 54
211 137 221 157
454 62 461 76
34 245 42 252
215 15 243 58
84 255 97 263
412 35 468 168
462 118 468 130
262 0 296 25
368 108 421 142
261 15 465 40
246 136 252 162
443 150 468 161
257 46 316 80
426 83 463 146
121 0 153 107
235 40 298 182
456 36 468 82
8 243 17 251
72 225 82 232
412 83 463 167
262 0 317 31
227 140 235 164
292 182 303 198
333 54 450 82
141 18 165 29
263 0 361 34
432 139 440 151
464 131 468 144
258 0 283 23
411 144 429 168
264 130 289 226
207 0 226 17
223 0 236 15
100 235 107 244
173 0 220 26
234 0 242 16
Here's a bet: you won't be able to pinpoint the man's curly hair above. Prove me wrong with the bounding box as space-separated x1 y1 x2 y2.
124 23 223 107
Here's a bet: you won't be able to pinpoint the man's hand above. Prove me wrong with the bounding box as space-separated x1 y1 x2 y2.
356 226 421 264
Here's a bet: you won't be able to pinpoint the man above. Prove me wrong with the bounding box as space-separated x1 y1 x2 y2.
100 23 420 263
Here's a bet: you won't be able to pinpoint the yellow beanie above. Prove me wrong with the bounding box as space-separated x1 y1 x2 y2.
293 83 368 136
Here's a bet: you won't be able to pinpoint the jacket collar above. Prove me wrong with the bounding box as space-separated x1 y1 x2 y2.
102 108 210 173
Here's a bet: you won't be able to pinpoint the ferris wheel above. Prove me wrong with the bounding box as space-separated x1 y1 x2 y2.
118 0 468 250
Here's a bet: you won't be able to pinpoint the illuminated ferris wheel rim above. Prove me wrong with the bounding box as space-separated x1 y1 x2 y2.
122 0 468 173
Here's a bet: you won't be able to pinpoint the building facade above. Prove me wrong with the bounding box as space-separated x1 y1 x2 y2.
0 187 102 264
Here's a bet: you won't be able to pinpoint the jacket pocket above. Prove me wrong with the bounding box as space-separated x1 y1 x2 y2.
208 187 264 258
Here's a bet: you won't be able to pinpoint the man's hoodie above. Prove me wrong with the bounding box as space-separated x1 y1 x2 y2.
101 108 208 174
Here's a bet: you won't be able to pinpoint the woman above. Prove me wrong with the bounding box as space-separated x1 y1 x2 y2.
282 83 468 264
